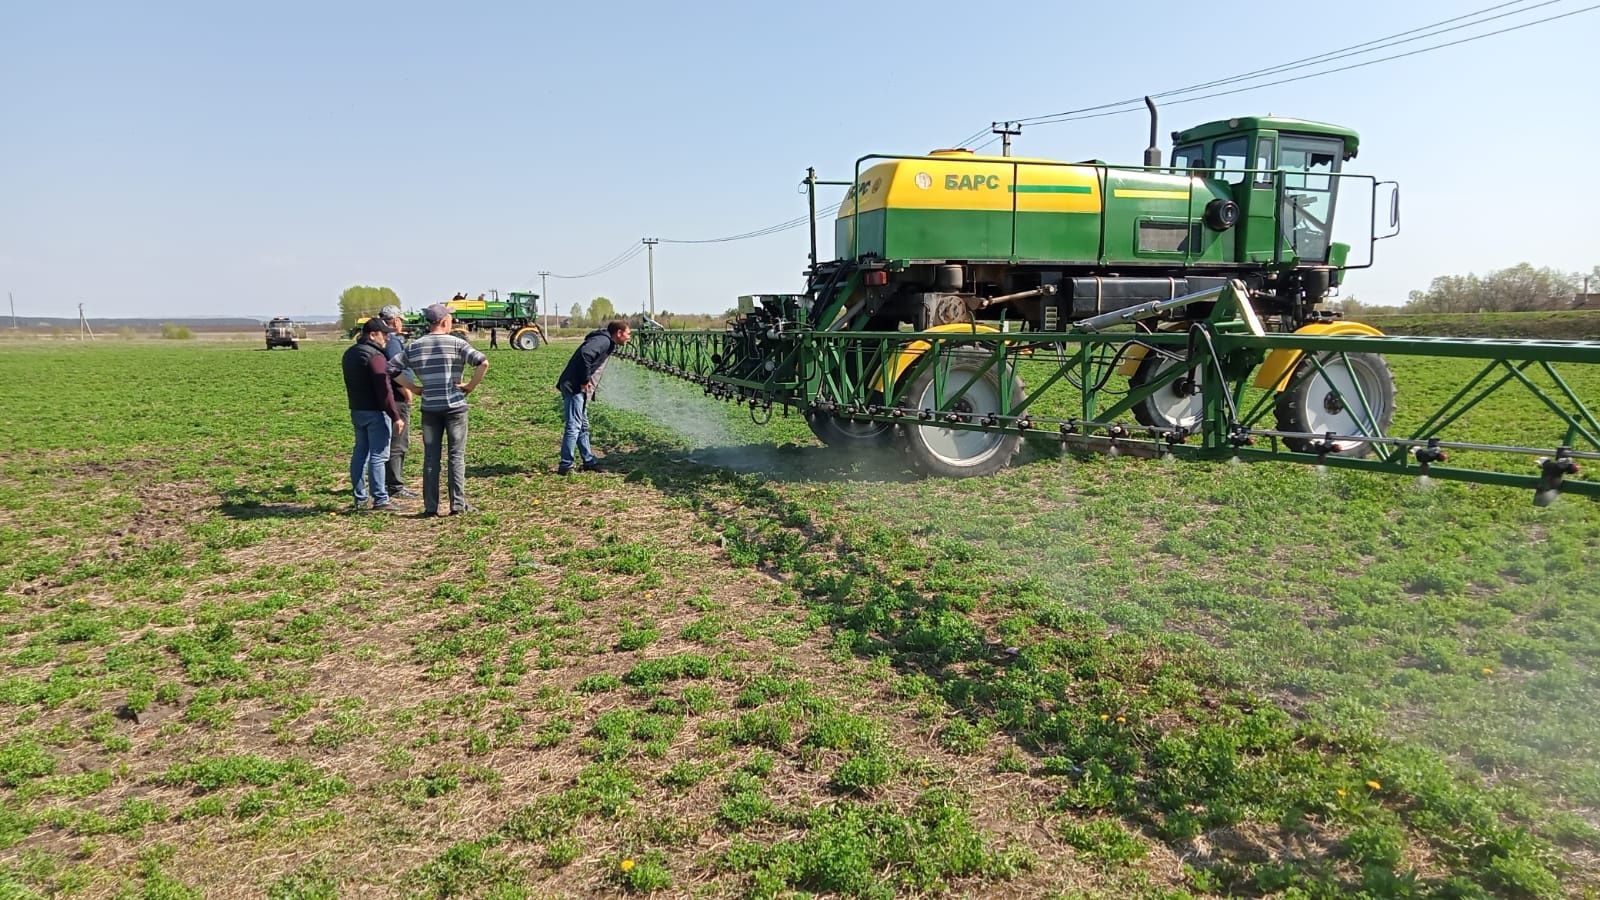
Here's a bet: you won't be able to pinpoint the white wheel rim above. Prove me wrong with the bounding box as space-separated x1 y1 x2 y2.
915 364 1005 467
1299 356 1386 450
1143 355 1203 429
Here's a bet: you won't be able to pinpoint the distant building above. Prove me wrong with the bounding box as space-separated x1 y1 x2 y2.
1575 293 1600 310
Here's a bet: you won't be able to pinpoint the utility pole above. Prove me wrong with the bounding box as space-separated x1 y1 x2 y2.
78 302 95 340
991 121 1021 157
538 271 550 332
642 238 659 319
805 168 818 271
8 292 15 330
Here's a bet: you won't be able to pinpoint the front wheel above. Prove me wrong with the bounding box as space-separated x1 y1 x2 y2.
511 326 541 350
1130 349 1203 432
806 408 895 447
899 349 1022 478
1273 351 1395 457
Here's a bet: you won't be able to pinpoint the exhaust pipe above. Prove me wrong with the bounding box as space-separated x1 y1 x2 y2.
1144 96 1161 169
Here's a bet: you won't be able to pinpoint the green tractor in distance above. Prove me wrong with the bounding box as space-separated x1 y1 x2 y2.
400 290 547 350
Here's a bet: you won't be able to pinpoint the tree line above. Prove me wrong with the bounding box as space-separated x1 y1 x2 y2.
1395 263 1598 314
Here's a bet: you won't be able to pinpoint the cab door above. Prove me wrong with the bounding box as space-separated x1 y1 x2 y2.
1241 131 1277 263
1276 135 1344 264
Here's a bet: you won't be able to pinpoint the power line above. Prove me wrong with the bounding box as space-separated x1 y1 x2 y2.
657 202 844 244
542 242 646 280
526 202 846 286
1019 3 1600 129
1007 0 1550 128
971 135 1003 154
950 125 994 150
945 0 1588 144
1132 0 1561 112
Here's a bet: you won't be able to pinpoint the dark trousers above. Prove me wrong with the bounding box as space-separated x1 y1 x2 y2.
385 397 411 491
421 408 469 514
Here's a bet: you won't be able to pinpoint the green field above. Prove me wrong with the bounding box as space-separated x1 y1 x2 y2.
1 341 1597 898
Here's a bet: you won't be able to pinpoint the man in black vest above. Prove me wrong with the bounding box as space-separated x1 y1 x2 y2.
342 318 405 511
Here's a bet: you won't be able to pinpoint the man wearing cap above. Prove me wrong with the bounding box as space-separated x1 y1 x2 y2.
388 303 489 516
342 318 406 511
377 304 420 499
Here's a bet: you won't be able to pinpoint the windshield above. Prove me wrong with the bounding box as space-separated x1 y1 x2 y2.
1278 135 1343 262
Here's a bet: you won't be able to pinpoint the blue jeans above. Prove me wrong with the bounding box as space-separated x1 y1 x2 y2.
350 410 392 505
560 389 596 470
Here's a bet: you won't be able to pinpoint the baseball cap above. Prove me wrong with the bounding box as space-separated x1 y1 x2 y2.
361 317 396 334
379 304 403 319
423 303 452 324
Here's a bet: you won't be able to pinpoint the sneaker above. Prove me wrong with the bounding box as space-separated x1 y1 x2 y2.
450 503 476 516
370 502 397 513
391 487 420 499
556 467 573 477
580 460 604 472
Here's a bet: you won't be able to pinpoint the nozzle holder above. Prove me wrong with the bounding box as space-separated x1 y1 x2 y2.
1414 438 1447 475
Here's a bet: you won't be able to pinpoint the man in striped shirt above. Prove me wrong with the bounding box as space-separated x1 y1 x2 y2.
388 304 489 516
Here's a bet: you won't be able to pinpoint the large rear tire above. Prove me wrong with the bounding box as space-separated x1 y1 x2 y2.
511 326 541 351
900 349 1022 478
1273 351 1395 458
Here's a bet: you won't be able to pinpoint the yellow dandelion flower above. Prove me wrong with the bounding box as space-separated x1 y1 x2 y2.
620 859 635 872
1336 788 1347 798
1115 715 1127 724
1099 714 1109 722
1366 780 1382 791
1481 667 1493 675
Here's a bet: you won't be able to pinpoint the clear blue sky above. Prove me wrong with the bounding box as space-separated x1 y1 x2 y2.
2 0 1597 319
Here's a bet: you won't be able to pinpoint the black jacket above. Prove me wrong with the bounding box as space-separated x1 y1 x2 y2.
557 328 616 394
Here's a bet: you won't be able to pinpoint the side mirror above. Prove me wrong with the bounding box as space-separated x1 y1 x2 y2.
1374 181 1401 241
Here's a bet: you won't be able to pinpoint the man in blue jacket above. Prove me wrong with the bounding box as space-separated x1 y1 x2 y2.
556 319 630 475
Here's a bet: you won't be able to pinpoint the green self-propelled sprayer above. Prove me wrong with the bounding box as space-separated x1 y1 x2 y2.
621 99 1600 505
402 291 548 349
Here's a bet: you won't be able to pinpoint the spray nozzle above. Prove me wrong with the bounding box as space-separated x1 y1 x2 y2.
1534 447 1579 507
1413 438 1447 476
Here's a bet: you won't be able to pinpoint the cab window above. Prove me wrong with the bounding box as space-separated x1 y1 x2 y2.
1253 137 1275 188
1212 137 1248 186
1171 144 1204 172
1279 136 1341 190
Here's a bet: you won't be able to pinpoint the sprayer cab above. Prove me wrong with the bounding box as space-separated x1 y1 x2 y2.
1168 115 1360 266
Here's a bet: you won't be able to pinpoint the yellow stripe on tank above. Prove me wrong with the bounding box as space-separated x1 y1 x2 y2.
839 154 1102 216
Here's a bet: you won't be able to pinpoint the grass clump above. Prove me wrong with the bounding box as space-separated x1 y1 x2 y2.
721 789 1027 897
